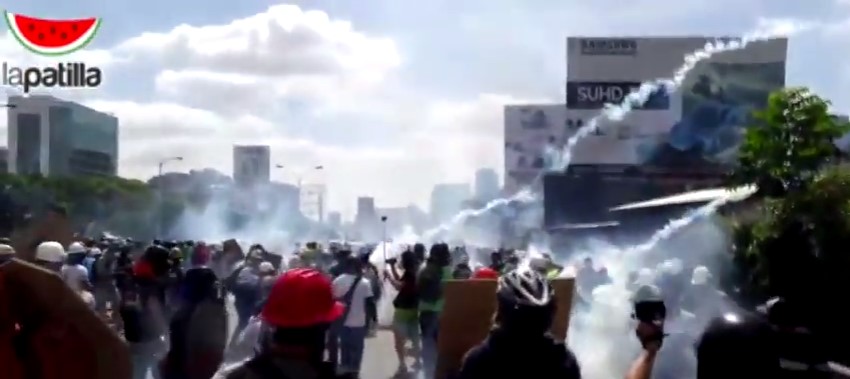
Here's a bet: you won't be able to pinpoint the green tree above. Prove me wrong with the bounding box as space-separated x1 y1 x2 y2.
727 88 850 362
728 87 849 196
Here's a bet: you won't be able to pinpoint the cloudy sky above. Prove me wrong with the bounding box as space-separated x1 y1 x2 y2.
2 0 849 218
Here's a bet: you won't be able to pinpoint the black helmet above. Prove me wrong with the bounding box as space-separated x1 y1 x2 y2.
497 269 554 307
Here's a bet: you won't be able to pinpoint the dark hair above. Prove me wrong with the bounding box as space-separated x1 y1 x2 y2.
428 243 451 266
400 250 418 272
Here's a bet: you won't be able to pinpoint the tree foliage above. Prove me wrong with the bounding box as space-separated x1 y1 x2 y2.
728 87 850 358
728 87 848 196
0 174 153 236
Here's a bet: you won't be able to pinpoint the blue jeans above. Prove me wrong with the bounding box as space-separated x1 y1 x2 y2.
339 326 367 374
419 311 440 379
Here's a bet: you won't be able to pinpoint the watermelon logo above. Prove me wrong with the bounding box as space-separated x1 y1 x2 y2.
4 11 101 56
2 11 103 93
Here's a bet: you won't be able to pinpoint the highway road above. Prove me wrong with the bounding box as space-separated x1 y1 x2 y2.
147 296 413 379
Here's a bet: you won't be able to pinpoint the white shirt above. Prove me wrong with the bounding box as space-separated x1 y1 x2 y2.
61 264 89 292
332 274 374 328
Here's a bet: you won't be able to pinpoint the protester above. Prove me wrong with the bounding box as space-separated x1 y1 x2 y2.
417 243 452 378
159 259 227 379
457 269 582 379
62 242 92 293
121 245 171 379
34 241 66 273
215 268 348 379
328 256 374 376
91 245 120 315
385 250 422 375
227 250 264 342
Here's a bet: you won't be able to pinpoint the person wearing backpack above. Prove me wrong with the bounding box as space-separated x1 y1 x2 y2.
91 246 120 317
226 251 264 344
329 256 374 376
214 268 351 379
417 243 452 379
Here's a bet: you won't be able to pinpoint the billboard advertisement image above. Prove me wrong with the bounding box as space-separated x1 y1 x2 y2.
503 105 569 192
564 37 788 169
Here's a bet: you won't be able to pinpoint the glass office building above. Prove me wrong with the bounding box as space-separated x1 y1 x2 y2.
8 95 119 177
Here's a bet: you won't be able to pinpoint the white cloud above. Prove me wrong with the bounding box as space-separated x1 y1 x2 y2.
114 4 401 80
3 0 850 218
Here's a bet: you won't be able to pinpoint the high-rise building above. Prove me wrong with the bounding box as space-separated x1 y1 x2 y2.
233 145 271 185
7 95 118 177
355 196 379 240
474 168 500 201
429 183 471 224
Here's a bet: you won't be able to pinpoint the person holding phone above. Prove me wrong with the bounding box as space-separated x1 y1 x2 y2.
384 250 422 375
626 285 666 379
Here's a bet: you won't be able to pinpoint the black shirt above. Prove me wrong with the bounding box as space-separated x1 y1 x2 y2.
393 270 418 309
457 328 582 379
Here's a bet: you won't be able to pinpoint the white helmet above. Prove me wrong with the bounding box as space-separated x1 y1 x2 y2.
67 242 86 255
528 255 549 272
36 241 66 263
89 247 102 256
0 244 14 256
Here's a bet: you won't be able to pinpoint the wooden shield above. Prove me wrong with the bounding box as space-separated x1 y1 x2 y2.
0 258 131 379
436 277 575 379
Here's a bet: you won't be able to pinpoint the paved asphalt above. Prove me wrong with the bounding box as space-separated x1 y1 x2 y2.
147 295 411 379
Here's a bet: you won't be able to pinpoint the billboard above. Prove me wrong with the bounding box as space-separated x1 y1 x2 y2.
503 105 568 192
233 145 271 185
564 36 788 168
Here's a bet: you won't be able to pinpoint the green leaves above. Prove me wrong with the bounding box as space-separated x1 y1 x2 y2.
727 87 850 308
729 87 849 197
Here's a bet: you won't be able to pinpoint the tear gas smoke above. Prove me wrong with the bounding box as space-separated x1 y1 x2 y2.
565 188 754 379
553 23 812 171
418 21 809 243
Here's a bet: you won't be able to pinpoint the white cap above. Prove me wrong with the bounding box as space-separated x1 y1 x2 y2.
691 265 712 285
0 244 14 256
259 261 274 273
89 247 102 256
67 242 86 255
36 241 66 263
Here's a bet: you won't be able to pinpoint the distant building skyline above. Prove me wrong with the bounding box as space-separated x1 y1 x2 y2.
430 182 471 225
474 168 501 201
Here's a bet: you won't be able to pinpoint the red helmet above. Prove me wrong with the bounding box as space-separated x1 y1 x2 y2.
473 267 500 280
261 268 345 328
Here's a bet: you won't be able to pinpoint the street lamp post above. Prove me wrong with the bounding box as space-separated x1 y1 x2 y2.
158 156 183 176
381 216 388 261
